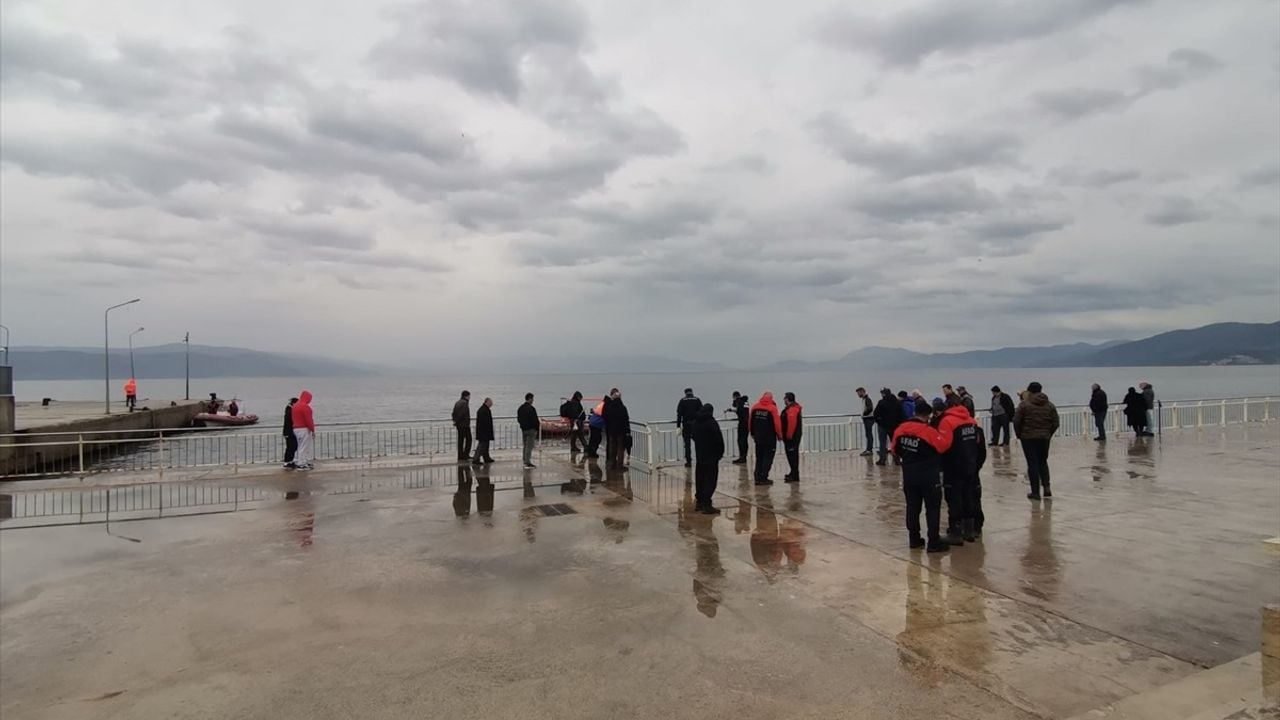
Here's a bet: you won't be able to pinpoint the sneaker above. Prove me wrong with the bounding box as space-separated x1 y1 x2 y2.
754 479 773 486
926 541 950 553
699 506 721 515
944 533 965 547
283 462 296 470
731 458 746 465
874 459 887 466
909 537 926 549
859 450 873 457
784 476 799 484
523 464 536 470
1027 493 1041 500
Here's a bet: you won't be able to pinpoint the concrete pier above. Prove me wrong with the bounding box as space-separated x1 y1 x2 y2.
2 400 204 476
1 424 1277 719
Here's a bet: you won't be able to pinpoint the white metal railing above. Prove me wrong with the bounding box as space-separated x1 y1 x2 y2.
1 397 1274 478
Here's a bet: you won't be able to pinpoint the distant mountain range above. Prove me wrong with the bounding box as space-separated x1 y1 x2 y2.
765 322 1280 370
8 344 382 380
7 321 1277 379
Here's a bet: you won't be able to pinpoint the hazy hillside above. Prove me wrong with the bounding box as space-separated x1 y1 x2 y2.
1070 322 1280 366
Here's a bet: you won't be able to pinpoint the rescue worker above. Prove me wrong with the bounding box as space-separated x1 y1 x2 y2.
781 392 803 483
749 391 782 485
675 388 703 468
892 401 953 552
938 395 981 544
124 378 138 412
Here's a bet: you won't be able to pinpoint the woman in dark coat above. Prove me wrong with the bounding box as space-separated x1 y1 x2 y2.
1122 387 1147 436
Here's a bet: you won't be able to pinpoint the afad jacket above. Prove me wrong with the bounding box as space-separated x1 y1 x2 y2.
781 402 803 443
891 417 952 486
750 392 783 445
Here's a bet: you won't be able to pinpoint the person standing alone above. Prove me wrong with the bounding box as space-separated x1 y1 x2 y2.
1090 384 1109 441
282 397 298 469
473 397 496 464
291 390 316 471
857 387 875 456
453 391 472 462
1013 382 1059 500
781 392 803 483
676 388 703 468
691 403 725 514
989 386 1015 446
124 378 138 412
750 392 782 485
517 393 539 469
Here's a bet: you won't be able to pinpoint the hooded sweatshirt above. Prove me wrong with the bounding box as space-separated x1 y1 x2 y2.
691 405 725 463
291 391 315 432
1013 392 1059 440
936 405 979 476
750 392 783 446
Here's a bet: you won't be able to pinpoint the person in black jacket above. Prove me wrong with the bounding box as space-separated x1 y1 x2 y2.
452 391 472 461
989 386 1016 446
560 391 586 452
517 393 539 469
603 388 631 470
728 392 749 465
1123 387 1147 437
472 397 496 464
1089 384 1109 441
282 397 298 468
872 388 904 466
691 403 725 514
676 388 703 468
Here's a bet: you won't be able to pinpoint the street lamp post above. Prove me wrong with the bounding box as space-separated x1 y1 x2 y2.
104 298 141 414
184 332 190 400
128 327 145 379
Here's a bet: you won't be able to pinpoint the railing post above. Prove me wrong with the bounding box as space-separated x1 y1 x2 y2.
1266 397 1272 422
1171 402 1178 430
78 434 85 475
1196 401 1203 428
1244 399 1250 423
1221 399 1228 427
158 432 165 481
233 433 239 474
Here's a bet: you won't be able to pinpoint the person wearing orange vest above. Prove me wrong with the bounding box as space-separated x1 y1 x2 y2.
123 378 138 412
749 392 783 485
780 392 804 483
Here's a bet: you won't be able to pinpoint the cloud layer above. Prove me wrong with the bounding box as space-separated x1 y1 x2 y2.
1 0 1277 364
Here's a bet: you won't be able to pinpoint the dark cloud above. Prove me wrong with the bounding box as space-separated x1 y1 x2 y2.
240 217 375 251
1136 48 1223 91
811 114 1021 179
1144 197 1210 226
850 176 998 222
815 0 1145 67
1238 163 1280 189
1032 87 1132 120
1048 166 1141 187
307 95 473 162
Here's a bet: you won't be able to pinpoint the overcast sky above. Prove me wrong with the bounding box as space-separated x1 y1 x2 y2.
1 0 1278 365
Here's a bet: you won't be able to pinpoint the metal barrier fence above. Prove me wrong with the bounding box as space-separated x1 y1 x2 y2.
1 397 1274 477
0 482 275 527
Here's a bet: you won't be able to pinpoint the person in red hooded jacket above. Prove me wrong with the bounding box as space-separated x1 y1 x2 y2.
749 392 783 485
290 390 316 470
937 396 982 544
780 392 804 483
892 401 953 552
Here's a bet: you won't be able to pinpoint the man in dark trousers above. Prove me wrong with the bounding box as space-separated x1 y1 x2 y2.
938 396 980 544
603 388 631 470
586 397 606 459
989 386 1016 446
676 388 703 468
781 392 803 483
1013 381 1060 500
892 401 953 552
560 391 586 453
282 397 298 469
729 392 749 465
691 403 725 514
517 393 538 469
750 391 782 485
473 397 496 464
857 387 875 456
873 388 904 466
1089 383 1109 441
452 391 472 462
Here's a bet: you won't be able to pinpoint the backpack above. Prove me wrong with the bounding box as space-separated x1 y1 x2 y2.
559 400 573 418
589 411 605 430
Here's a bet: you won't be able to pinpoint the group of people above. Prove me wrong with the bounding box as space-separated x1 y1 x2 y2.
282 391 316 470
1092 382 1157 438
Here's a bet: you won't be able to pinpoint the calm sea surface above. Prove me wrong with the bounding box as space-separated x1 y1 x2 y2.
14 366 1280 426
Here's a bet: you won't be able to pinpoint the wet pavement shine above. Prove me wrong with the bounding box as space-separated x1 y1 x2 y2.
1 424 1278 719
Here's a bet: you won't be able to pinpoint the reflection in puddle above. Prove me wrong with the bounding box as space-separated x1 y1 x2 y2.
283 490 315 547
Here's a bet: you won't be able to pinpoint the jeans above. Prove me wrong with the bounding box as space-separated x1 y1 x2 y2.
877 424 891 461
1021 438 1052 495
736 427 749 460
456 426 472 460
1093 411 1107 439
284 432 298 464
694 462 719 507
990 415 1010 445
862 417 875 451
784 440 801 479
606 434 627 469
522 429 537 466
904 476 943 544
754 442 776 482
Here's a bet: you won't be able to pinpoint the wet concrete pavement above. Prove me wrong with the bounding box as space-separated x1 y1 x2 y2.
1 424 1278 719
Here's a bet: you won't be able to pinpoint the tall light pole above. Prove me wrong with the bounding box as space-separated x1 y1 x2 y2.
128 327 145 379
104 298 141 414
184 332 190 400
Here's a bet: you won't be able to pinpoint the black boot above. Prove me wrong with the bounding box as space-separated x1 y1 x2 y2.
944 529 965 547
1042 483 1052 498
909 537 926 549
962 518 977 542
926 539 950 553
